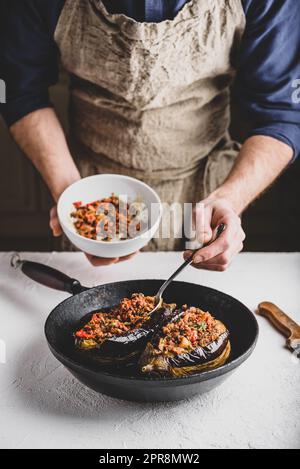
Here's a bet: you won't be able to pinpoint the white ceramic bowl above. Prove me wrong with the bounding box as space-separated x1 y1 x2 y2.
57 174 162 258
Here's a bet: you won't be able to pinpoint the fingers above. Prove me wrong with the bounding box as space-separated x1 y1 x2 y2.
193 216 240 263
183 250 195 261
49 206 63 237
118 251 140 262
85 251 139 267
194 223 245 270
191 240 244 271
193 203 213 245
85 254 119 266
184 211 245 272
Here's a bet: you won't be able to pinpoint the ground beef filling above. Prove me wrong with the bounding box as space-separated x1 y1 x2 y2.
157 307 225 356
75 294 155 345
71 194 142 241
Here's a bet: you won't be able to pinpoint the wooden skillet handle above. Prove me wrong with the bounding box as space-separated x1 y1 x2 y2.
257 302 300 349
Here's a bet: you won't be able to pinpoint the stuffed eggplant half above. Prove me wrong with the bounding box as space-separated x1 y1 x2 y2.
74 293 176 364
139 306 231 377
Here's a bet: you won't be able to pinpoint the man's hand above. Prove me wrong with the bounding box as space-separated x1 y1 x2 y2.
50 206 63 238
10 109 139 267
184 197 245 271
184 135 293 272
50 206 139 266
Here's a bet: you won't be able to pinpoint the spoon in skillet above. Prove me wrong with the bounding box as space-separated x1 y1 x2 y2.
149 223 226 314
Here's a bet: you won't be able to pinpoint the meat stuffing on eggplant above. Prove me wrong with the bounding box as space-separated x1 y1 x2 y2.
74 293 176 364
139 306 231 377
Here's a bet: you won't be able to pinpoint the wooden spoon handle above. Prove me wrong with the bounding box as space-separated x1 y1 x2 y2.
257 302 300 343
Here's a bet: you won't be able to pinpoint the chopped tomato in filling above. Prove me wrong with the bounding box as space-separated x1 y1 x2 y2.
71 194 142 241
75 294 155 344
157 306 224 356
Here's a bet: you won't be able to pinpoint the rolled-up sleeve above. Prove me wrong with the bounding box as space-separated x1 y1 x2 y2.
0 0 64 127
235 0 300 161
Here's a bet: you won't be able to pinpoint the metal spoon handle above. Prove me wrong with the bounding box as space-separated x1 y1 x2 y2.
156 223 226 301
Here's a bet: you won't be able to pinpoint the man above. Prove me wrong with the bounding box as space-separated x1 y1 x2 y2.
1 0 300 268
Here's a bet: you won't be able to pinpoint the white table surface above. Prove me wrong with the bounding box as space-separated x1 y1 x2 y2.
0 251 299 449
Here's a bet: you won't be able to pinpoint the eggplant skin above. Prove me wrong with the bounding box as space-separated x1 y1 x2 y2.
74 305 176 365
139 321 231 377
161 341 231 377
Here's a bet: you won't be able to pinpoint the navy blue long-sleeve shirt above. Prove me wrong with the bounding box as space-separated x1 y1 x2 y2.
1 0 300 159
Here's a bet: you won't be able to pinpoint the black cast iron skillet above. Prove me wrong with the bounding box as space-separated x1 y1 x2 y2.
12 256 259 402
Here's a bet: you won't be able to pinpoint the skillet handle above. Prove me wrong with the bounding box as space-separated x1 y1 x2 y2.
11 254 88 295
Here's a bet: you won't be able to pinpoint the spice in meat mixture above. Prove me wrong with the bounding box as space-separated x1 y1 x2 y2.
157 306 225 356
75 293 156 347
71 194 143 241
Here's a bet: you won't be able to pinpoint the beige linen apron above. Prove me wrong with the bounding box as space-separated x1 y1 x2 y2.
55 0 246 251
